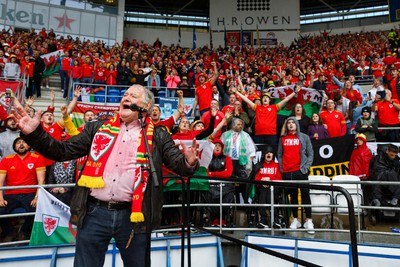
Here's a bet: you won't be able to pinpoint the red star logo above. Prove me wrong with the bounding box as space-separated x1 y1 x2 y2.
54 13 75 30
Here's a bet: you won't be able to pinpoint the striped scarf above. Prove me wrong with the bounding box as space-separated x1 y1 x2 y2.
78 114 154 223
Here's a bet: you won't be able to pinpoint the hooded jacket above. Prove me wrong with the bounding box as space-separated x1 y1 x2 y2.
349 135 373 180
277 116 314 174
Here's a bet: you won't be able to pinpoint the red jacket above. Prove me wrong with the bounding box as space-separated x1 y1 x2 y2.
106 69 117 85
349 143 373 180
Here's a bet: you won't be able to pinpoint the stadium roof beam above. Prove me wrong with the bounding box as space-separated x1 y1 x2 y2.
143 0 164 16
347 0 363 12
172 0 196 17
318 0 339 14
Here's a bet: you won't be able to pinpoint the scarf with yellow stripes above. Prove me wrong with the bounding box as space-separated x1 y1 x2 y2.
78 114 154 223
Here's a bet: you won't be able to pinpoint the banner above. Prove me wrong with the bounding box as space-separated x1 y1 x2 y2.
310 135 355 178
266 85 324 118
253 136 355 179
0 80 23 107
158 97 195 120
71 102 119 128
210 0 300 31
242 31 252 46
30 188 76 246
41 50 64 77
226 32 240 46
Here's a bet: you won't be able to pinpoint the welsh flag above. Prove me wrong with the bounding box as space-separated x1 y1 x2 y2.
41 50 64 77
266 85 324 118
30 188 76 246
163 140 215 191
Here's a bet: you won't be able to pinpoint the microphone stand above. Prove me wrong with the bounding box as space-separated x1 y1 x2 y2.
138 112 159 188
137 111 159 267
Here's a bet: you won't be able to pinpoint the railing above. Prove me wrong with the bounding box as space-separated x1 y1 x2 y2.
3 180 400 266
67 82 194 104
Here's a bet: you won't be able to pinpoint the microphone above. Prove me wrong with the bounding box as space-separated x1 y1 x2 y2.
129 103 148 113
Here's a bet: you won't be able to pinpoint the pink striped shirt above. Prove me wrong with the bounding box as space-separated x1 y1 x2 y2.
90 120 141 202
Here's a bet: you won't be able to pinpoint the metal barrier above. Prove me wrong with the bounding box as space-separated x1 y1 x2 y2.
68 82 190 103
2 179 400 266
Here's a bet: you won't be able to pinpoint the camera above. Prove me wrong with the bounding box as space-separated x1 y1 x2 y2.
5 88 11 98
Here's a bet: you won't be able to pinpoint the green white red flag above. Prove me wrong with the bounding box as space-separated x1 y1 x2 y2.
30 188 76 246
266 85 324 118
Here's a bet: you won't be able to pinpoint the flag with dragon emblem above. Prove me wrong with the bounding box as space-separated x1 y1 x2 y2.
163 140 214 191
41 50 64 77
266 85 324 118
30 188 76 245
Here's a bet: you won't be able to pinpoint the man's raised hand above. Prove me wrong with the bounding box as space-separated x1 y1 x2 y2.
10 106 42 135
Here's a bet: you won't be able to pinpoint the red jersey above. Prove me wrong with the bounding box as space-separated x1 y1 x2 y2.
280 133 301 173
154 116 175 131
61 56 71 71
94 67 107 82
201 110 225 138
41 122 64 166
82 63 94 78
195 81 213 111
343 89 362 103
320 110 346 137
371 63 383 78
71 65 83 79
20 60 34 77
254 104 279 135
221 105 235 114
376 100 400 125
245 91 262 103
0 152 46 195
42 122 64 140
255 161 282 184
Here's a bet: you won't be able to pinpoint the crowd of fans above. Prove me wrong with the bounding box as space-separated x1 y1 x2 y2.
1 25 400 241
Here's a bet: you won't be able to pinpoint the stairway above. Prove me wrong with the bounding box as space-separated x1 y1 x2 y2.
30 74 67 119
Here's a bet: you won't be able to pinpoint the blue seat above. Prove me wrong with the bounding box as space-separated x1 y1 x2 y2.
158 89 166 98
107 89 121 103
94 90 105 102
11 208 27 214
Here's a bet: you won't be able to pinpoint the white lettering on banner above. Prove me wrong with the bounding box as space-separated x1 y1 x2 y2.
217 16 291 27
210 0 300 31
319 145 333 159
0 3 44 25
284 139 299 146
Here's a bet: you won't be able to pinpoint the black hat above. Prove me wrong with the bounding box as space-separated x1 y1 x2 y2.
12 136 26 152
265 145 274 153
361 106 371 114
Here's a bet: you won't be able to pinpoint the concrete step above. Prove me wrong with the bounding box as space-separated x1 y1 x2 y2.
31 84 68 119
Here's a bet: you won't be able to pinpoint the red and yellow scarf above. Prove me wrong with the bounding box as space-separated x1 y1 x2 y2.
78 114 154 223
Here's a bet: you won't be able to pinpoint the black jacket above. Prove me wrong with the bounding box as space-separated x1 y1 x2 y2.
22 120 198 232
34 56 45 76
371 151 400 182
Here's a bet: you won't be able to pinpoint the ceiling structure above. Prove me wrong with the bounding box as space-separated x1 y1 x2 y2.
124 0 388 18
